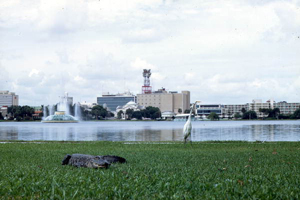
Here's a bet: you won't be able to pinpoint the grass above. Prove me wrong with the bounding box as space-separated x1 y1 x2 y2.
1 141 300 199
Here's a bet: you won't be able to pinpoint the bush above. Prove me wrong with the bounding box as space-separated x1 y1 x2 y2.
242 111 257 120
24 116 31 121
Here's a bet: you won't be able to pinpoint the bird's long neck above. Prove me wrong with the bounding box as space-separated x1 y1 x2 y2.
187 107 193 121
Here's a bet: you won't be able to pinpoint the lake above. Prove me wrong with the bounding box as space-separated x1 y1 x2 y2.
0 120 300 142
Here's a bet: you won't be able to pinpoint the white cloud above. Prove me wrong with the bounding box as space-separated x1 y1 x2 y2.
0 0 299 105
130 57 157 70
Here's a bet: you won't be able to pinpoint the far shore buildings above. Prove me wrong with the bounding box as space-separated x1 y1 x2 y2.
195 99 300 119
96 88 190 114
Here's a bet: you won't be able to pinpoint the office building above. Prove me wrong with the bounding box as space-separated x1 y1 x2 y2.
196 104 223 117
0 91 19 107
137 88 190 113
97 91 136 111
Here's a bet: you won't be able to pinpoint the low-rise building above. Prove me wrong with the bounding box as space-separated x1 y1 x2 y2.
196 104 223 118
195 99 300 119
116 101 144 119
161 111 176 120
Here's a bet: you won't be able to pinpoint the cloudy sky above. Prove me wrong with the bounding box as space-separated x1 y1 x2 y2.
0 0 300 106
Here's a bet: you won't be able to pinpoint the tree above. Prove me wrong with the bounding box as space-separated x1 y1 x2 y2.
292 108 300 119
144 106 161 119
234 113 242 119
184 109 190 114
69 104 75 116
132 111 143 120
278 114 292 119
178 108 182 114
268 108 280 119
91 105 107 120
221 112 225 119
241 108 246 114
109 112 115 118
8 105 22 118
21 105 34 118
259 108 269 119
125 109 134 120
227 111 232 119
117 110 123 119
242 111 257 120
83 109 92 120
207 112 219 121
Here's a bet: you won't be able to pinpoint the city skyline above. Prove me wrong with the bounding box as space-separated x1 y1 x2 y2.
0 0 299 106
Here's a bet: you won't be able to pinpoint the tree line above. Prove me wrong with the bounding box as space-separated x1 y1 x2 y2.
0 105 36 121
117 106 161 120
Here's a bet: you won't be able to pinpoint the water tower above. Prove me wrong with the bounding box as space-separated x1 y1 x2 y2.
142 69 152 94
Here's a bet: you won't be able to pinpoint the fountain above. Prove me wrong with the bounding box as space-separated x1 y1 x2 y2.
42 111 78 123
42 93 80 123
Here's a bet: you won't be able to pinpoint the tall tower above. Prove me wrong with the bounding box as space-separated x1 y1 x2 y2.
142 69 152 94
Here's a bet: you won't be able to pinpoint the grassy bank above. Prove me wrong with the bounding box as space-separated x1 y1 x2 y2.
1 141 300 199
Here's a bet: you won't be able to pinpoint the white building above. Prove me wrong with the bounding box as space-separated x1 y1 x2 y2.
116 101 144 119
161 111 176 120
195 99 300 119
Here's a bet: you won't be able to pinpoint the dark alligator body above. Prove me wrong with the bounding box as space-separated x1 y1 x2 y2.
62 154 126 169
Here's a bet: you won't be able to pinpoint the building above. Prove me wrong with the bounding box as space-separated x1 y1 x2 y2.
116 101 144 119
248 99 300 117
161 111 176 120
195 104 223 118
195 99 300 119
274 101 300 115
0 106 8 118
223 104 248 118
97 91 136 112
137 88 190 113
0 91 19 107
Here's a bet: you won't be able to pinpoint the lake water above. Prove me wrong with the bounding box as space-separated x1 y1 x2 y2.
0 120 300 142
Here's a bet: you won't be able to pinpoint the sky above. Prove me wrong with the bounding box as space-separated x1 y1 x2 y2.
0 0 300 106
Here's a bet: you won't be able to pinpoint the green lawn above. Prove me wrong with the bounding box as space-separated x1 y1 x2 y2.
1 141 300 199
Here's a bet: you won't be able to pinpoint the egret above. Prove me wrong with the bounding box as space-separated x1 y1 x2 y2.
183 102 198 144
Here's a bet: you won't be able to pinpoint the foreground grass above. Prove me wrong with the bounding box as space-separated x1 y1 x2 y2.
1 141 300 199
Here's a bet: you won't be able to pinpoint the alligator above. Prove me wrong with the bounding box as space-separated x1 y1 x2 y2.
62 154 126 169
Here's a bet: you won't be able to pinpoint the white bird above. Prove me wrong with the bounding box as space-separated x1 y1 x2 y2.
183 103 196 144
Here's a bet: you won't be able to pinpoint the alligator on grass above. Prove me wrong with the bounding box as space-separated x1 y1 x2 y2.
62 154 126 169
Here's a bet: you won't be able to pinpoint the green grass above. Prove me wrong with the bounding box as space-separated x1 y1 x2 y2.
1 141 300 199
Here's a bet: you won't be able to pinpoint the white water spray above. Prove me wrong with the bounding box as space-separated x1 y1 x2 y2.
57 93 70 115
74 102 82 121
49 105 55 115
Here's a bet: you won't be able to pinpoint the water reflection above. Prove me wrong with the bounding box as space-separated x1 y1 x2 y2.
0 121 299 142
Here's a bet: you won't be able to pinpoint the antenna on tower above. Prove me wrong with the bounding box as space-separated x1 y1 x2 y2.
142 69 152 94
